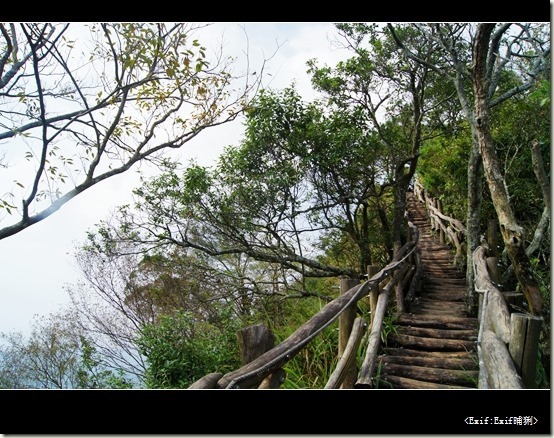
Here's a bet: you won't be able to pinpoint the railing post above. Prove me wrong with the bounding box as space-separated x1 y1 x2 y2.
339 277 360 388
367 265 380 329
436 198 445 244
509 313 543 388
236 324 285 389
486 219 501 286
487 219 499 257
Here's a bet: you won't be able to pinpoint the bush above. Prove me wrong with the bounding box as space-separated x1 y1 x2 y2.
137 307 242 388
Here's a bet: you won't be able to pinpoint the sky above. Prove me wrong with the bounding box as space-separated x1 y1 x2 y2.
0 22 352 337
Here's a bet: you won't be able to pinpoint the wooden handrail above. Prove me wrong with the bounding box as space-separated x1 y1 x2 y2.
414 177 466 267
190 176 540 389
196 238 419 389
416 175 539 388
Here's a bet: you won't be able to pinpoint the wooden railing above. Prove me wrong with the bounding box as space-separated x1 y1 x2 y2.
189 220 419 389
189 177 541 389
414 177 542 389
473 241 542 388
414 178 467 268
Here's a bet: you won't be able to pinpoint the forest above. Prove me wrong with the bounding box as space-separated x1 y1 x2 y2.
0 22 550 390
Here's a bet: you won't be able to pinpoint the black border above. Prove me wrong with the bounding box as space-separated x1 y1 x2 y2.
2 388 551 434
3 4 551 22
0 13 550 437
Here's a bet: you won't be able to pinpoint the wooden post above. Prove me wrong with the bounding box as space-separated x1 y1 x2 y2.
509 313 543 388
428 198 436 231
486 257 500 286
339 277 359 388
237 324 275 364
487 219 499 257
394 264 410 315
367 265 380 329
436 199 445 244
325 317 367 389
236 324 285 389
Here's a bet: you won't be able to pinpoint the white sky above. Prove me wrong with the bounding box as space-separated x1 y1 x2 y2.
0 22 351 336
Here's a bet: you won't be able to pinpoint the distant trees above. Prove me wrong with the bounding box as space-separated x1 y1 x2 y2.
0 23 261 240
67 238 257 386
0 309 132 388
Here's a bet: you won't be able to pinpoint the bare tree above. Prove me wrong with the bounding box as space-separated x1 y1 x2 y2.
0 23 263 240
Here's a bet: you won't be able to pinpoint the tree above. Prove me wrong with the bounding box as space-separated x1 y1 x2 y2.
0 309 132 388
471 23 549 314
84 85 397 306
309 23 443 257
79 24 449 306
0 23 262 240
389 22 550 314
67 228 280 385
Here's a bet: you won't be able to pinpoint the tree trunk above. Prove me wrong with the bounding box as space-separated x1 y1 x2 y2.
465 137 483 316
471 23 543 315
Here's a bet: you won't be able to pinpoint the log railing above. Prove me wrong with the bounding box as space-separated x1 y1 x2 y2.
414 178 466 268
189 219 419 389
473 241 542 388
415 176 541 389
189 176 541 389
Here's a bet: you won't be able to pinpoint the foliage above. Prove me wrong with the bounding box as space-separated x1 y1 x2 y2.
264 295 340 388
0 309 133 388
0 23 261 240
75 336 134 389
136 307 242 389
417 132 471 220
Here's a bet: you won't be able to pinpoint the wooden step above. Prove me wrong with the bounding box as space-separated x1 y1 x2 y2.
383 347 477 359
376 374 474 389
379 353 478 370
388 333 477 352
396 326 477 341
377 362 479 386
397 314 478 330
374 194 480 390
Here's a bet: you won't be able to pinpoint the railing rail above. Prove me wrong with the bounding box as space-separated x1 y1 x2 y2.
414 178 466 268
189 176 540 389
189 220 418 389
415 176 541 389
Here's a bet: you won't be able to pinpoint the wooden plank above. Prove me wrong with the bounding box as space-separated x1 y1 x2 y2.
397 314 478 329
383 347 477 359
388 333 476 352
409 308 468 317
414 300 467 310
378 362 479 386
397 326 477 340
379 354 478 370
377 374 470 389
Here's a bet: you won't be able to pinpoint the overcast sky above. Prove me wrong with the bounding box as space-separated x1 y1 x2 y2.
0 22 352 336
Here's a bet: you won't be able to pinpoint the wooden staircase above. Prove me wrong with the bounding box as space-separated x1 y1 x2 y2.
375 193 479 389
